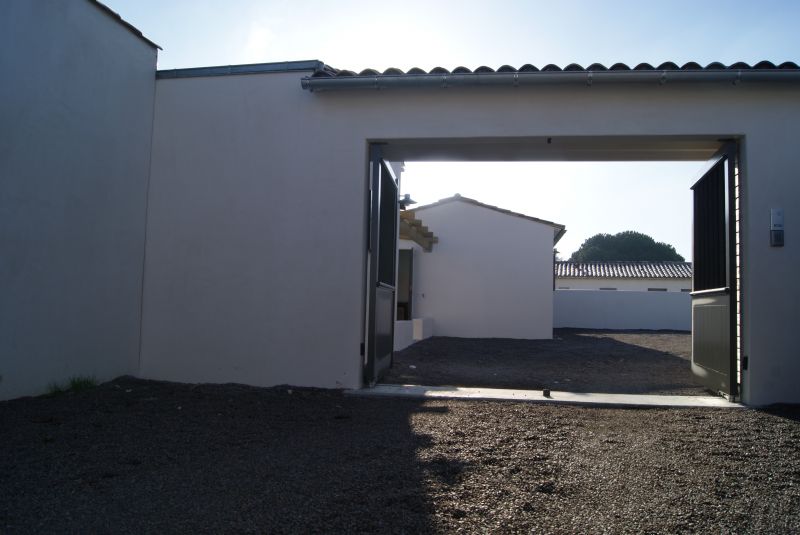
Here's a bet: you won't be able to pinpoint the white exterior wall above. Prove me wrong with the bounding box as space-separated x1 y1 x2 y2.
556 278 691 292
0 1 157 399
141 73 368 389
554 290 691 331
394 318 434 351
394 321 414 351
144 69 799 405
409 201 555 339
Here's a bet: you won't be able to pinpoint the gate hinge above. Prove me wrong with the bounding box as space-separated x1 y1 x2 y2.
360 342 365 356
742 355 748 370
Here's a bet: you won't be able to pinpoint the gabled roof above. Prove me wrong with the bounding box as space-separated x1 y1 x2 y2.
412 194 566 245
556 261 692 279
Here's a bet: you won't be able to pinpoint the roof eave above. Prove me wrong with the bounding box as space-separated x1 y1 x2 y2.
157 60 329 79
302 69 800 91
553 227 566 246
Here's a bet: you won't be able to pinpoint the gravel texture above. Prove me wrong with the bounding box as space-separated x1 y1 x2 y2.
2 377 799 533
384 329 709 395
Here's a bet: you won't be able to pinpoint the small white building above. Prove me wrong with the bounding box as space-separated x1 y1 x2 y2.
555 261 692 292
396 195 565 344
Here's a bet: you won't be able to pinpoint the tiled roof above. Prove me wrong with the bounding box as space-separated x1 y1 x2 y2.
555 261 692 279
308 61 800 79
301 60 800 91
412 194 566 244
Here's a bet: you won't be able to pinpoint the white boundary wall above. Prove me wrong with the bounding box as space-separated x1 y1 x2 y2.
556 278 691 292
554 290 690 331
144 67 798 405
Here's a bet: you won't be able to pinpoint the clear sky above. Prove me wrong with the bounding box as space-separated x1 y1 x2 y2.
105 0 800 258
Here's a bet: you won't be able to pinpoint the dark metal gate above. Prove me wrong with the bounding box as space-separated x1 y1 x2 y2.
690 146 739 397
364 144 398 385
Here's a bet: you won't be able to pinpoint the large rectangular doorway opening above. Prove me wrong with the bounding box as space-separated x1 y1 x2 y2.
364 137 742 400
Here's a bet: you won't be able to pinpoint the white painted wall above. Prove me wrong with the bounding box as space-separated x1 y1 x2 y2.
144 67 799 405
394 321 414 351
394 318 434 351
556 278 691 292
413 317 434 341
409 200 555 339
554 290 691 331
0 1 157 399
141 73 368 389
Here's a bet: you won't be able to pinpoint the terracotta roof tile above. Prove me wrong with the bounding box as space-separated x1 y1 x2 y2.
309 61 800 79
555 261 692 279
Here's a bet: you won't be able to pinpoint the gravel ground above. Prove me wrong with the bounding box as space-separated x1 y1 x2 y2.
2 377 799 534
384 329 709 395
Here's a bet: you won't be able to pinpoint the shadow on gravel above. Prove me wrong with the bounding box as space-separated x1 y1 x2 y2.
761 405 800 423
0 377 446 533
3 378 799 533
384 329 710 395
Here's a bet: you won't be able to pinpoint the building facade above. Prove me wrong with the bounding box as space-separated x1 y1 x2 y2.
3 0 800 405
397 195 564 342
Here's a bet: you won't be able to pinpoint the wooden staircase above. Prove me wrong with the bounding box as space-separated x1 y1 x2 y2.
399 211 437 252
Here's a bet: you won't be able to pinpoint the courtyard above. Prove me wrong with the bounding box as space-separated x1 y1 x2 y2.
1 376 798 533
384 329 707 395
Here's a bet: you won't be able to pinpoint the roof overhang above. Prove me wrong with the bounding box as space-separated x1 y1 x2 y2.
157 60 329 80
553 227 566 246
302 62 800 92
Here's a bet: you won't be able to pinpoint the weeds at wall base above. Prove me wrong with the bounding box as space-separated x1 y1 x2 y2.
46 376 98 397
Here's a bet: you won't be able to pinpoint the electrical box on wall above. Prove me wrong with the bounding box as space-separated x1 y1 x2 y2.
770 208 784 247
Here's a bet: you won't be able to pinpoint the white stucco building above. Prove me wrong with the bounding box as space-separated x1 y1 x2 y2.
3 0 800 405
395 195 564 346
555 261 692 292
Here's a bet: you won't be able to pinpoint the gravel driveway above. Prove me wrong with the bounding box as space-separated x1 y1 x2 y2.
2 377 798 533
384 329 708 395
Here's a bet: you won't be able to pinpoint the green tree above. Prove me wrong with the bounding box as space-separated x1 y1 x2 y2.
569 231 685 262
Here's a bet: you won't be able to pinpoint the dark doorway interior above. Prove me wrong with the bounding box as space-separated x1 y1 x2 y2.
396 249 413 320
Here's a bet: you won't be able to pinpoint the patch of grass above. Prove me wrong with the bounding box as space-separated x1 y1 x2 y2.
46 382 68 396
68 376 97 392
46 375 97 396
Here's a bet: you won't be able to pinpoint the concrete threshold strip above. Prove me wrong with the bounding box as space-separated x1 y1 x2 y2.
346 384 743 408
